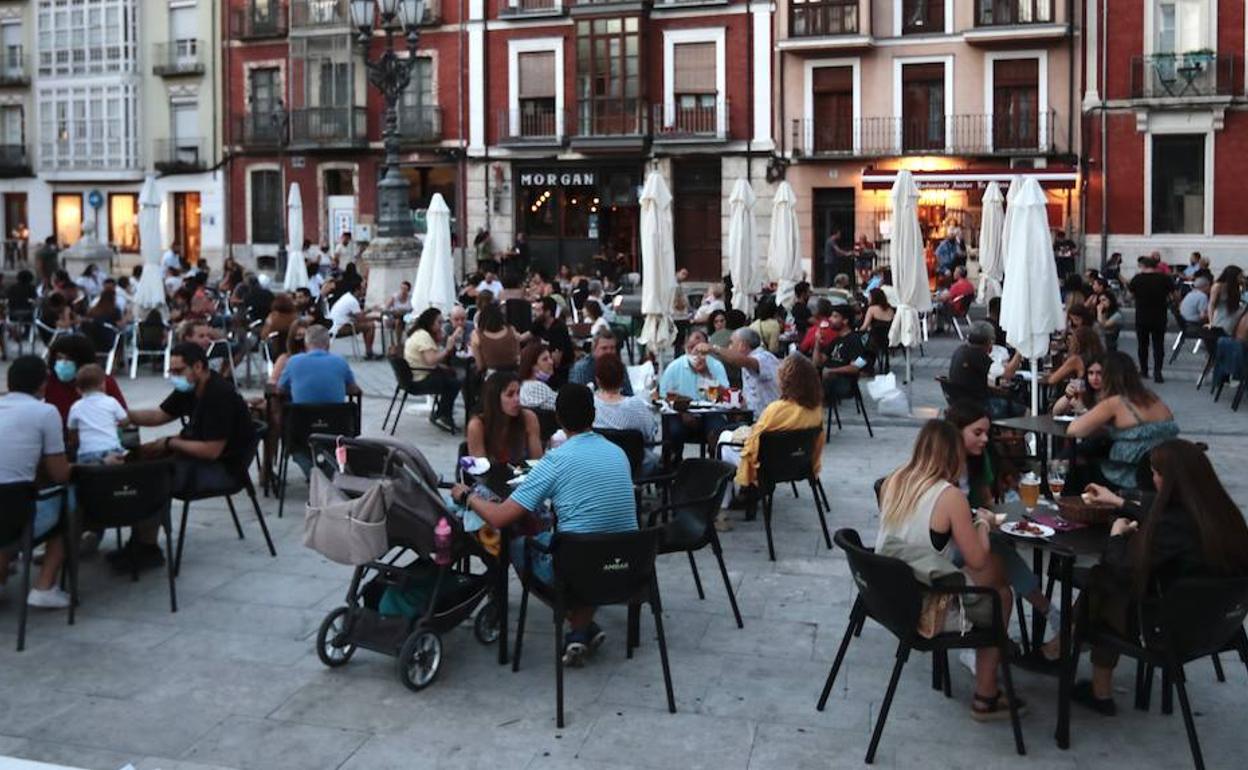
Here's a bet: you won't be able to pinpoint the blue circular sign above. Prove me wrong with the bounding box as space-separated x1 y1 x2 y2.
87 190 104 209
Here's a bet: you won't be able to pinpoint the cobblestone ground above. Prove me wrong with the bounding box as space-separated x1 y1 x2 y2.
0 326 1244 770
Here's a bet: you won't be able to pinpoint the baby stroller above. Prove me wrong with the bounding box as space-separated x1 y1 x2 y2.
305 435 501 691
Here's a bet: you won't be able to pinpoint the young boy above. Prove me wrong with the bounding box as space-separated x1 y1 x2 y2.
67 364 128 463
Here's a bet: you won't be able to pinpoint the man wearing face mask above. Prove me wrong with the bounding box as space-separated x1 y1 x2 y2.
44 334 128 431
114 343 255 573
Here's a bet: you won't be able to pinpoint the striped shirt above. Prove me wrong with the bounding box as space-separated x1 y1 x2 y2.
510 431 637 534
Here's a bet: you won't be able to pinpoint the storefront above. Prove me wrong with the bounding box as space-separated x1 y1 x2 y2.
513 162 642 279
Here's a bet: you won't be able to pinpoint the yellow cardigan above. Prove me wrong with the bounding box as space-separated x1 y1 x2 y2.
735 400 825 487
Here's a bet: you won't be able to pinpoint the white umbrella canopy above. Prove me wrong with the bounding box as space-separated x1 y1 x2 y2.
410 193 457 315
976 181 1005 304
999 175 1024 271
637 171 677 355
133 176 167 311
282 183 309 290
767 181 802 308
726 178 757 316
886 170 931 382
1000 177 1065 414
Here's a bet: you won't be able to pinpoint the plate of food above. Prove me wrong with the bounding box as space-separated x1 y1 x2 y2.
1001 520 1055 539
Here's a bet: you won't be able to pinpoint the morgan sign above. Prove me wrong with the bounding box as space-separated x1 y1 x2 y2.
518 171 597 187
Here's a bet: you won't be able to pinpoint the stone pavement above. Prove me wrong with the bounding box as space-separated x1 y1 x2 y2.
0 329 1245 770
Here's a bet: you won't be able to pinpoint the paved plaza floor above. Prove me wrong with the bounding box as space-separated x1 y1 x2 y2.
1 329 1245 770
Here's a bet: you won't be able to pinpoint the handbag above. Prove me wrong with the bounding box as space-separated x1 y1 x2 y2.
303 467 390 566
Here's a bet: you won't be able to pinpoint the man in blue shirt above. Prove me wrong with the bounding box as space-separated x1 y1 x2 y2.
451 383 636 667
569 329 633 396
277 325 361 404
659 329 729 399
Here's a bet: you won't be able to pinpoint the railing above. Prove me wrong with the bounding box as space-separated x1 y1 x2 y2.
0 144 28 171
575 100 648 137
789 0 859 38
231 2 289 39
397 105 442 143
0 51 28 85
498 108 565 144
152 41 205 76
291 0 349 28
974 0 1053 26
790 111 1057 157
501 0 560 13
289 106 368 145
1130 53 1236 99
652 100 728 141
154 138 207 172
236 111 289 148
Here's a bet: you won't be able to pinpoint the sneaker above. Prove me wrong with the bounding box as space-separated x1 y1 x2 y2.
27 586 71 609
430 415 457 434
79 531 100 558
584 622 607 654
562 636 588 668
106 540 166 573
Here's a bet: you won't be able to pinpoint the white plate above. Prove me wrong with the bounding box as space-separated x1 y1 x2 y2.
506 474 526 486
1001 521 1055 539
464 457 491 476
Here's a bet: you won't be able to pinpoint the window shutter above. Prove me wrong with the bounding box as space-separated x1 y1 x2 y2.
812 66 852 93
673 42 716 94
170 7 195 42
172 103 197 140
902 62 944 83
518 51 556 98
994 58 1038 88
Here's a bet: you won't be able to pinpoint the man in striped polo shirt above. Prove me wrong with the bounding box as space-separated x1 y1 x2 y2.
452 383 637 666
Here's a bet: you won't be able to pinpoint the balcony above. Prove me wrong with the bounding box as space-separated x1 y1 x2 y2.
966 0 1064 44
154 138 208 173
289 106 368 147
498 108 566 147
232 2 289 39
0 144 30 176
397 105 443 145
152 41 205 77
790 111 1057 158
0 52 29 86
789 0 858 37
1130 53 1236 101
651 100 728 143
291 0 349 29
236 111 289 149
570 0 651 17
500 0 563 16
570 101 649 151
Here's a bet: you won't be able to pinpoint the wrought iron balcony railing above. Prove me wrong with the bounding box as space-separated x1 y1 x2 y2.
651 100 728 141
789 0 859 38
975 0 1053 26
1130 53 1236 99
289 106 368 146
232 2 289 39
790 111 1058 157
152 41 205 77
154 138 208 172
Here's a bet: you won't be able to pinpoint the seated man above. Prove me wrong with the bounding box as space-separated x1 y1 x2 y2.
328 285 377 360
933 266 975 331
116 343 257 572
450 384 638 667
277 325 361 404
798 299 838 355
812 304 871 402
949 321 1023 419
476 272 504 299
659 329 729 399
569 329 633 396
697 326 779 414
1178 276 1210 326
826 274 854 305
0 356 73 608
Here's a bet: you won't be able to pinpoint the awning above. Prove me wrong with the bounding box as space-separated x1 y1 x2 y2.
860 166 1078 192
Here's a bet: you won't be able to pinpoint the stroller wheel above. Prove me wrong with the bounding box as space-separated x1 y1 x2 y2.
316 607 357 668
397 630 442 691
473 599 501 645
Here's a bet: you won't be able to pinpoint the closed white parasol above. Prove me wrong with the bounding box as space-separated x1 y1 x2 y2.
637 171 677 356
282 183 309 290
726 178 757 316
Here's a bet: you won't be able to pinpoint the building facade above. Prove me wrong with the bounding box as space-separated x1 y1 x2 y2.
1082 0 1247 274
0 0 226 268
775 0 1082 284
222 0 463 271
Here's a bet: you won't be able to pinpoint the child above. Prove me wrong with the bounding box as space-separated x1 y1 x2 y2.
67 364 128 464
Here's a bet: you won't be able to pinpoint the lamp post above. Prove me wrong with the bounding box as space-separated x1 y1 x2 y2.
350 0 425 308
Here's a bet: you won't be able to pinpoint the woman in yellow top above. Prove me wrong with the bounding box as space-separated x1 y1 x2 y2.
733 354 824 488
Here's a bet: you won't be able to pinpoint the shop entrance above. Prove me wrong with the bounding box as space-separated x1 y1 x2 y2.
172 192 202 265
673 159 721 281
812 187 854 287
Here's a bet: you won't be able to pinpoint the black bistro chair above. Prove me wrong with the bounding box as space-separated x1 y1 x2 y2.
817 529 1025 763
382 355 451 435
755 428 832 561
72 461 177 613
277 402 361 519
0 483 73 652
825 375 874 439
1072 576 1248 770
511 528 676 728
644 458 743 628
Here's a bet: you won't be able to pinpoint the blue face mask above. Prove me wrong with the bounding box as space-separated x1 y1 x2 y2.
170 375 194 393
53 360 77 383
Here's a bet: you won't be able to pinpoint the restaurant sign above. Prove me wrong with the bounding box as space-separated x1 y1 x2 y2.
518 171 597 188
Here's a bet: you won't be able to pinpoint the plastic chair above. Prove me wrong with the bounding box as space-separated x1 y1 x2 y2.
382 355 447 435
0 483 72 652
130 316 171 379
334 321 362 359
755 428 832 561
81 319 122 375
510 528 676 728
277 402 360 519
205 338 235 382
817 529 1025 763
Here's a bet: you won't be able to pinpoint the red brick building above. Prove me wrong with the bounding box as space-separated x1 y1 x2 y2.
1082 0 1248 274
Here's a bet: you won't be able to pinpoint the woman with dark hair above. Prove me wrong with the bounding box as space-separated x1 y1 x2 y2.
1207 265 1244 336
467 371 542 468
261 293 298 343
403 307 463 432
518 341 557 411
1068 352 1179 490
268 318 310 386
749 295 782 354
1094 291 1123 351
1053 355 1105 416
470 301 520 373
86 286 124 326
705 309 728 345
592 353 658 474
1045 326 1104 387
1066 440 1248 714
44 334 128 427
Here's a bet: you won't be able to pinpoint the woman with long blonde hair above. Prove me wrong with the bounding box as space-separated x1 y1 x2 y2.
877 420 1019 721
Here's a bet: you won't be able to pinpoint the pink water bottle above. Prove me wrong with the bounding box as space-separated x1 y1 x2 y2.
434 517 453 566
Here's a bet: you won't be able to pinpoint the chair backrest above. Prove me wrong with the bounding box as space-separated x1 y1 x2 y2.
834 528 924 642
73 461 174 527
388 354 414 388
0 481 35 547
935 375 976 406
284 403 360 450
136 318 167 352
81 319 118 353
1149 577 1248 662
593 428 645 480
949 293 972 318
757 428 821 486
553 528 662 608
206 339 231 361
534 408 560 443
671 458 735 508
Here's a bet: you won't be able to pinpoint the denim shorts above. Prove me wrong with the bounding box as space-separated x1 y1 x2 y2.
34 486 75 540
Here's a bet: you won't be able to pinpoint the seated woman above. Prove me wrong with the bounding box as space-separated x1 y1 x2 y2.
44 334 128 428
749 295 783 355
260 293 299 344
1064 440 1248 715
584 299 610 337
705 309 728 345
877 420 1020 721
592 353 659 476
467 371 543 478
518 341 558 412
1045 326 1104 388
1067 352 1179 491
470 301 520 375
1052 355 1104 417
404 307 465 433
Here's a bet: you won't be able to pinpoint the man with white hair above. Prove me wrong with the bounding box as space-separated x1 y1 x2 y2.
697 326 779 414
1179 275 1211 325
692 283 725 324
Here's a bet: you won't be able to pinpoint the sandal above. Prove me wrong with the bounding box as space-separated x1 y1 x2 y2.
971 690 1028 722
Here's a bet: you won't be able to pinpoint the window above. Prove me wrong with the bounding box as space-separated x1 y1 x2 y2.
1151 134 1205 234
576 18 642 136
976 1 1052 26
37 83 139 170
993 58 1038 149
517 51 557 136
672 42 716 133
901 62 944 151
399 57 436 136
250 169 283 244
248 67 281 141
1156 0 1207 53
2 23 22 76
36 0 138 77
790 0 858 37
53 193 82 247
169 6 197 62
902 0 944 35
171 102 200 164
0 106 23 145
108 192 138 253
812 66 853 152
